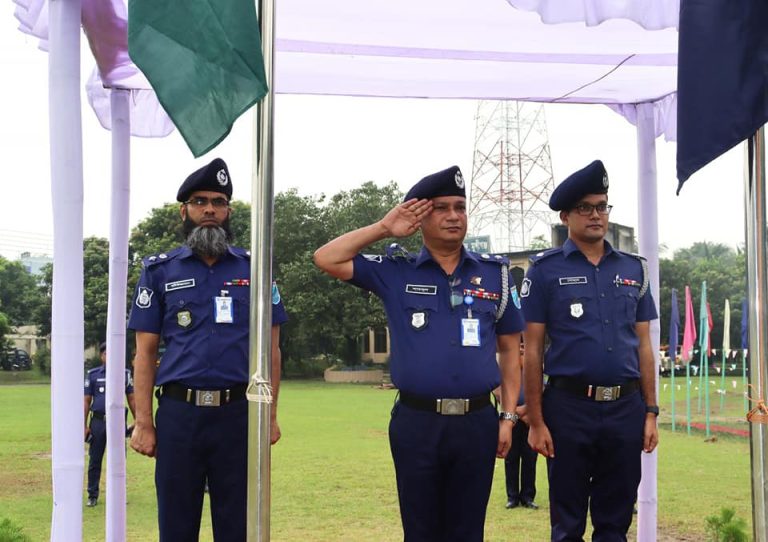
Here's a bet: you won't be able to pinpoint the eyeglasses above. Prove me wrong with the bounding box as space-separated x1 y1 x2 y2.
185 196 230 209
572 202 612 216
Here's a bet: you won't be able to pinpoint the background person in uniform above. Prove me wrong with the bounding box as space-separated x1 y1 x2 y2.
521 160 659 542
83 341 136 507
313 165 525 542
127 158 288 542
503 385 538 511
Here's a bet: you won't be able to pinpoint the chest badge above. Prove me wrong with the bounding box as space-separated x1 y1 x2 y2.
570 302 584 318
470 276 482 286
411 311 428 330
177 310 192 328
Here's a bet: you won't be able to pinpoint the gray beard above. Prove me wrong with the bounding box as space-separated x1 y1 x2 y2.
186 226 229 259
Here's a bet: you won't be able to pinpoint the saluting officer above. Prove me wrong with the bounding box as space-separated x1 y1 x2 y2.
314 166 525 542
521 160 659 541
83 341 136 507
128 158 288 542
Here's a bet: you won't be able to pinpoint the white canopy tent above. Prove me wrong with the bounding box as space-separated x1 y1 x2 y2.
14 0 681 540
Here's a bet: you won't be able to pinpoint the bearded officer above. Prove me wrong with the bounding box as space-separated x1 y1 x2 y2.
521 160 659 541
128 158 288 542
314 165 525 542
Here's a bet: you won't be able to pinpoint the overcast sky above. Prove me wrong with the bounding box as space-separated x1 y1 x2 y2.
0 11 744 260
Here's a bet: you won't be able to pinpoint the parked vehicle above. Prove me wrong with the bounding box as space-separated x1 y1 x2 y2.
0 347 32 370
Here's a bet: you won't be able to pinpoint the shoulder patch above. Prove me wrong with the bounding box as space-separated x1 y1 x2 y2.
529 247 562 266
386 243 413 261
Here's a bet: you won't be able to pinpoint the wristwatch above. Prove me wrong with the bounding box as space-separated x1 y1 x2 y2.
499 411 520 423
645 405 660 416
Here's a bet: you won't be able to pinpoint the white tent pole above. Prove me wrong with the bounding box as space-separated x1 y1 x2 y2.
105 88 131 542
48 0 85 540
635 102 660 542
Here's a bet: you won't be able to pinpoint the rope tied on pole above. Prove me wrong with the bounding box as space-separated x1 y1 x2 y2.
746 384 768 424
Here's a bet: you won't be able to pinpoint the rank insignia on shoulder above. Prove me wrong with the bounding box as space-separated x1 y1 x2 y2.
411 311 428 330
363 254 383 263
136 287 154 309
177 310 192 328
614 274 641 288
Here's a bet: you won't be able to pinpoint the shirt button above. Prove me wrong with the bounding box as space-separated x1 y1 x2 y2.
596 267 600 272
607 347 613 352
600 293 605 298
450 340 457 345
604 319 610 324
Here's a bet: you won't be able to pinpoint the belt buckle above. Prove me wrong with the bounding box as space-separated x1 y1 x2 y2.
437 398 468 415
594 386 619 402
195 390 221 407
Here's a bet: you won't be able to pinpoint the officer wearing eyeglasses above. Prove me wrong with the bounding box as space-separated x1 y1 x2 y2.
314 166 525 542
128 158 288 542
520 160 659 541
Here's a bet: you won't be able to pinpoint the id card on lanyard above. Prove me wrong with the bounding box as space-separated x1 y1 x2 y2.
214 293 233 324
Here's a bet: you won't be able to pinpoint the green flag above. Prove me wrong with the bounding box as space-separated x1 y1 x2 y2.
128 0 268 157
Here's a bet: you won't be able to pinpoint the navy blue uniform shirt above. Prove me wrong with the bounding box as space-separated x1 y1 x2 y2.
127 245 288 388
521 239 657 383
350 244 525 397
84 365 134 414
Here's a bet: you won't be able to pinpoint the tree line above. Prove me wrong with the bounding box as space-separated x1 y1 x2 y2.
0 183 747 374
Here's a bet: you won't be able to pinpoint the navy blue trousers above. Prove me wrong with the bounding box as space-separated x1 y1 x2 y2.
389 402 498 542
504 421 537 503
155 397 248 542
87 418 106 499
543 387 645 542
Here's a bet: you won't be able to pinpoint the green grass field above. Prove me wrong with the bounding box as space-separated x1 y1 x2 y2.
0 379 754 541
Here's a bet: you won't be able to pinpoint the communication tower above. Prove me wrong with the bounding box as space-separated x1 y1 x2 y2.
467 101 556 252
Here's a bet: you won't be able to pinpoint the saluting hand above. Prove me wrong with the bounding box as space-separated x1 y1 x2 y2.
528 422 555 458
380 199 433 238
130 422 157 458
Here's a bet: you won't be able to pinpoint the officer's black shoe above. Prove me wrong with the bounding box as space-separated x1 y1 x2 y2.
521 500 539 510
505 500 519 509
86 497 98 507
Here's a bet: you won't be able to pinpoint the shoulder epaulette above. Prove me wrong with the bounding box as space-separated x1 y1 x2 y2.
230 246 251 259
142 246 184 267
618 250 647 262
385 243 414 261
529 247 562 265
473 252 510 266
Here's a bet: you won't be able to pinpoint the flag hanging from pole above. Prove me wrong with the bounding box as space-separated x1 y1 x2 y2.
669 289 680 362
706 302 714 355
681 285 697 363
676 0 768 189
127 0 268 157
699 283 709 352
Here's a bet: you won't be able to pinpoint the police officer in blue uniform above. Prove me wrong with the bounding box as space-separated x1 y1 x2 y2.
128 158 288 542
314 166 525 542
503 386 538 510
83 341 136 507
521 160 659 541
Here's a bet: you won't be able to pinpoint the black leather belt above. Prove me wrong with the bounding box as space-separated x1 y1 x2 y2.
90 411 105 420
160 382 248 407
547 376 640 401
399 391 492 415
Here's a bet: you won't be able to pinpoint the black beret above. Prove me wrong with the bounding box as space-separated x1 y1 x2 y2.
549 160 609 211
176 158 233 202
404 166 466 202
99 342 107 353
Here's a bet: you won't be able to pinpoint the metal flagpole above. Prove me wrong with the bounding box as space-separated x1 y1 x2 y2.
247 0 277 539
744 127 768 542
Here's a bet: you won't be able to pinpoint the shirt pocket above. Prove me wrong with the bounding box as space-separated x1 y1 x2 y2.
403 293 439 332
556 286 594 321
614 288 639 322
163 289 203 331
